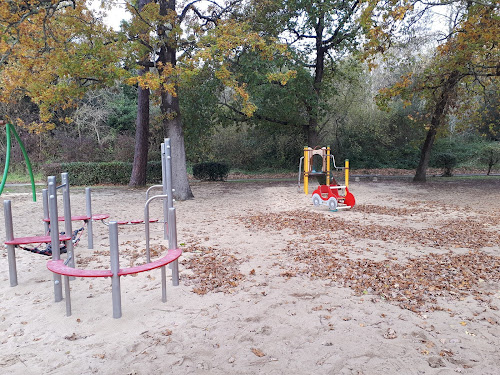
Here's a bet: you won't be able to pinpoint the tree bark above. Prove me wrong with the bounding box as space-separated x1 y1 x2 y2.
413 71 461 182
158 0 193 200
129 0 152 187
305 13 325 147
129 71 150 186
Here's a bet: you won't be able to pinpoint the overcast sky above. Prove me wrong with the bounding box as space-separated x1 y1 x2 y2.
88 1 131 30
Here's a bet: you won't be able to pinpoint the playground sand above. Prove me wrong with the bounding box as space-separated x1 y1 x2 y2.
1 178 499 374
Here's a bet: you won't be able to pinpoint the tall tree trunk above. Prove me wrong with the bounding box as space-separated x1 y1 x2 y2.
158 0 193 200
129 0 152 187
305 104 321 147
413 71 460 182
306 13 325 147
413 123 437 182
129 71 150 186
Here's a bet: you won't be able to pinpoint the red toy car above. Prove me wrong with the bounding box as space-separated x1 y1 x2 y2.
312 184 355 211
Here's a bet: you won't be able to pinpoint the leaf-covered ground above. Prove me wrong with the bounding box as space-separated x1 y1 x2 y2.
240 210 500 250
181 245 246 295
235 208 500 313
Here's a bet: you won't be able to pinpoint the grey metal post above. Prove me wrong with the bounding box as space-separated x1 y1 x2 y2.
64 275 72 316
164 139 174 211
4 200 18 287
61 173 75 270
144 200 151 264
109 222 122 319
48 176 63 302
85 187 94 249
42 189 49 234
146 185 163 201
161 142 169 240
168 207 179 286
144 194 169 263
161 266 167 302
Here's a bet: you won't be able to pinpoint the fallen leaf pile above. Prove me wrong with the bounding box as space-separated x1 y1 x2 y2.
283 243 500 312
241 210 500 250
355 204 429 216
240 210 500 312
181 245 245 295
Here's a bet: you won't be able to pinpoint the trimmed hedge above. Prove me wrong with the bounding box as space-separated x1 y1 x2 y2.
192 162 230 181
42 161 163 185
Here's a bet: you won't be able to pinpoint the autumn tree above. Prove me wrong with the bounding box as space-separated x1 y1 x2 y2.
123 0 291 198
374 1 500 181
223 0 435 148
0 1 124 132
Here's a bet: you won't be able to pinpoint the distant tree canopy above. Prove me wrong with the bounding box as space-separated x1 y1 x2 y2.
1 1 498 187
375 1 499 181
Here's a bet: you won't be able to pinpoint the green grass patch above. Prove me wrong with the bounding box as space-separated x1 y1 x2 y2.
1 170 43 183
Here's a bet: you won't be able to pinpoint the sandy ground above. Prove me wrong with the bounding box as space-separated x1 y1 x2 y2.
1 177 499 374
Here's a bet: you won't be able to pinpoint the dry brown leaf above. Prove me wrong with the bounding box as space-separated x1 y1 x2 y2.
251 348 265 357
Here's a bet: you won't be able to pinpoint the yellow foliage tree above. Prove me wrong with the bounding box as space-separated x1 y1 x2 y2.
372 1 499 181
0 1 125 132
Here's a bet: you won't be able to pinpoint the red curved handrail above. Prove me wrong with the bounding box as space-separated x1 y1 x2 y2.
46 248 182 278
5 234 72 245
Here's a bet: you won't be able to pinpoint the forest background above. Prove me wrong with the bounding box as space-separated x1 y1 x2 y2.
0 0 499 199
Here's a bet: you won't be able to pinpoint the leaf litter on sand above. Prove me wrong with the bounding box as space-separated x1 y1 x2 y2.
239 210 500 313
181 245 246 295
240 210 500 250
285 243 500 312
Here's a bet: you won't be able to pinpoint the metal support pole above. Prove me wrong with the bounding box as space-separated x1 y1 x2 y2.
85 187 94 249
345 159 350 189
144 194 169 263
64 275 72 316
327 147 331 187
161 266 167 302
161 142 169 240
61 173 75 270
168 207 179 286
297 157 303 191
42 189 49 234
3 200 18 286
304 147 309 195
146 185 163 201
164 139 174 211
109 222 122 319
0 123 36 201
48 176 63 302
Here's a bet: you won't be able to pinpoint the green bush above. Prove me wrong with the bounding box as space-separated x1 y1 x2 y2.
478 143 500 175
433 152 457 177
432 137 484 168
192 162 230 181
42 161 163 185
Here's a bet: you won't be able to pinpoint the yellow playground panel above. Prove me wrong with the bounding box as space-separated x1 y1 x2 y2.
298 146 349 194
298 146 355 211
